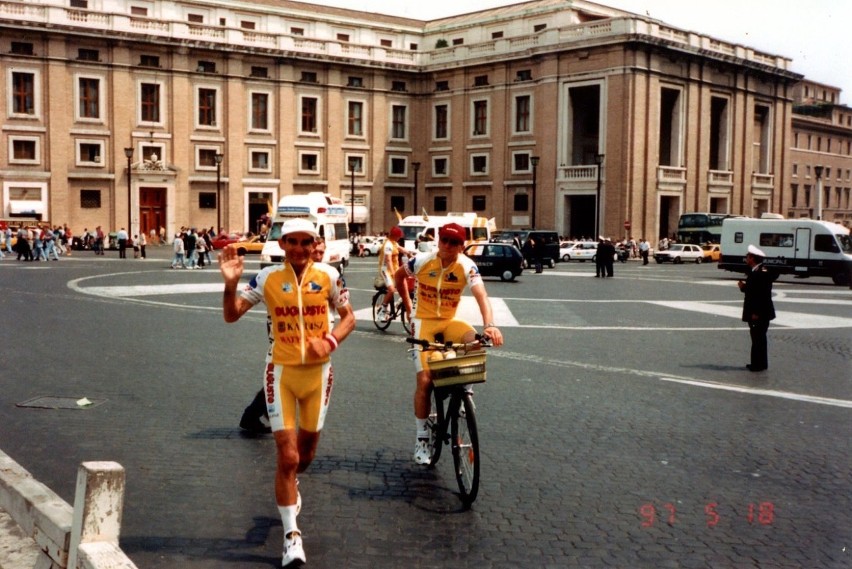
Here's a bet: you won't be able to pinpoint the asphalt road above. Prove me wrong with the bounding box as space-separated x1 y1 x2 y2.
1 248 850 568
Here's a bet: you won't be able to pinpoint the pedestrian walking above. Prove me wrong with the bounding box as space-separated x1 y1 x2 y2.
139 232 147 258
171 233 187 269
639 238 650 265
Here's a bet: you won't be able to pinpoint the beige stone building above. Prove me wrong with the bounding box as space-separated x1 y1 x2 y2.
788 80 852 225
2 0 831 243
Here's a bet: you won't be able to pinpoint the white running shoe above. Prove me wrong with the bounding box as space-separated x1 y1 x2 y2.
282 531 305 567
413 438 432 465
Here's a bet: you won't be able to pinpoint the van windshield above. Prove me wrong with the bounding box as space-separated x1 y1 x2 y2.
400 225 425 241
837 233 852 254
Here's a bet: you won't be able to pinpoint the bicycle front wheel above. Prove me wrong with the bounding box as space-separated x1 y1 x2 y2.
371 290 392 331
451 392 480 506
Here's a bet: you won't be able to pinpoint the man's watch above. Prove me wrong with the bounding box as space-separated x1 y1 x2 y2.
484 322 497 328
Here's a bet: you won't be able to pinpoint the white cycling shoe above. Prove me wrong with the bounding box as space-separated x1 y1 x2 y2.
282 531 305 567
413 439 432 465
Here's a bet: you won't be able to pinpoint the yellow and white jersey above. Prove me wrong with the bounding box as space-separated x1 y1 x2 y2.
404 251 483 320
378 237 400 275
241 261 349 365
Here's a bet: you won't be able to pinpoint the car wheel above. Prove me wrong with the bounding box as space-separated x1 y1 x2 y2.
562 254 570 262
695 256 702 264
655 258 662 264
591 255 597 262
501 269 514 282
547 258 555 269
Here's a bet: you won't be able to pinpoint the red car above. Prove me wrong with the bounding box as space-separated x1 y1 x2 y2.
211 232 242 250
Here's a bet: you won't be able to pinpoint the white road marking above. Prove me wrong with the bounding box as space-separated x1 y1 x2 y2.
650 300 852 329
482 346 852 410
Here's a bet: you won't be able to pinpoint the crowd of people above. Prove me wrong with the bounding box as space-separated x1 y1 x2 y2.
170 227 216 269
1 224 72 261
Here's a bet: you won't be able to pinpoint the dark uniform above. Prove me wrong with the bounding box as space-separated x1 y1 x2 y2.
740 261 776 371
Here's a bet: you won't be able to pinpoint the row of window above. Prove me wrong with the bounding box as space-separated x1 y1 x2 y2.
791 164 852 182
789 184 852 210
793 132 852 155
5 134 541 178
8 69 537 140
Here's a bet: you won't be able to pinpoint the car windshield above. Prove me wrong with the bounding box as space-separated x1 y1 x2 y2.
669 244 686 251
836 233 852 254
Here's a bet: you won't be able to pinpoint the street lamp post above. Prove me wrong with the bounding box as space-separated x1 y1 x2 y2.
814 165 824 220
530 156 540 229
412 161 420 216
123 147 134 232
594 153 605 238
349 157 357 234
214 153 224 233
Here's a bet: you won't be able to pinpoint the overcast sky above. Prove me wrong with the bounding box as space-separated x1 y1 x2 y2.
308 0 851 104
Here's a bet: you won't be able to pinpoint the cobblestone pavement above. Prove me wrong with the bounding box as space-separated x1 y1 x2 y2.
0 250 850 568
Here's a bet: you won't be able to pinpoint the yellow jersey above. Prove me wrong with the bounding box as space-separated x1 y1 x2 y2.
404 251 483 320
241 261 349 365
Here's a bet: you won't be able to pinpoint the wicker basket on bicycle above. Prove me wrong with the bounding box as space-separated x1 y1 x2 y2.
428 350 487 387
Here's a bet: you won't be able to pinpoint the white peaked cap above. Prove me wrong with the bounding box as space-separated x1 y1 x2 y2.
747 244 765 257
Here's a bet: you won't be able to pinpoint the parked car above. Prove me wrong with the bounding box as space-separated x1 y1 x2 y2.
463 243 524 281
354 235 385 256
230 234 265 256
492 230 558 268
211 232 243 250
654 243 704 264
701 243 721 262
560 241 597 262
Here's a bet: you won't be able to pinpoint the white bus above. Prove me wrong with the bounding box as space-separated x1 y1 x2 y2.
260 192 351 271
718 217 852 286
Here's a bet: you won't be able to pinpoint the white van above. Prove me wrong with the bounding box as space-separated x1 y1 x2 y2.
718 217 852 285
260 192 351 271
397 212 494 252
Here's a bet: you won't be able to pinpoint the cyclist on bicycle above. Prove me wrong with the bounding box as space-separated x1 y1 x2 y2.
376 226 411 322
394 222 504 465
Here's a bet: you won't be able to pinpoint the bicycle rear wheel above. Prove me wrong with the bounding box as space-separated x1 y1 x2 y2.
371 290 392 331
427 387 444 465
451 392 480 506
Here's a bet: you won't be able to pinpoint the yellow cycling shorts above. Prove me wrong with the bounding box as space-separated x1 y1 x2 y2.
263 362 333 432
411 317 476 373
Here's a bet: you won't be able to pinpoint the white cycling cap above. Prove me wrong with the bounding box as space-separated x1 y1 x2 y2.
279 218 318 238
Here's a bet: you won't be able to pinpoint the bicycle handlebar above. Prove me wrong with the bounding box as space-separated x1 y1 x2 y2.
405 333 492 351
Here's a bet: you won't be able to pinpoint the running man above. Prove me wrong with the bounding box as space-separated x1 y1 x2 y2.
220 219 354 567
394 222 504 465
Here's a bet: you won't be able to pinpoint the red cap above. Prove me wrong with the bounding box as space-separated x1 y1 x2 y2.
389 226 403 240
438 223 466 242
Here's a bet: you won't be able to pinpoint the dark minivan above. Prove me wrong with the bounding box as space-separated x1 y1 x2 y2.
491 230 560 268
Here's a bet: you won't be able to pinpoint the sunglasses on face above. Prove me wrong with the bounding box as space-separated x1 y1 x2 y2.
285 237 314 247
440 236 463 247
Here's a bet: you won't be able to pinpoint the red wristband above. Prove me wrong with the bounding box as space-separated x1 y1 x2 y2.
324 333 339 352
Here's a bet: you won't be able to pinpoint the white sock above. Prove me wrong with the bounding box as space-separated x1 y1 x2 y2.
416 418 429 439
278 505 299 536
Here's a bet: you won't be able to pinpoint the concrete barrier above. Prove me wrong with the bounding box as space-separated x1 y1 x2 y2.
0 451 137 569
